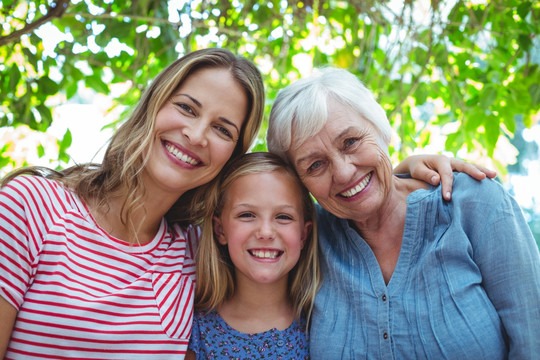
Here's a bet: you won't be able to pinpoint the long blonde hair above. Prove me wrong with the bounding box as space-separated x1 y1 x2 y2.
194 152 320 324
2 48 265 238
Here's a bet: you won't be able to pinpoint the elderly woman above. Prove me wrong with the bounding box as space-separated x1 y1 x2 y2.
267 67 540 359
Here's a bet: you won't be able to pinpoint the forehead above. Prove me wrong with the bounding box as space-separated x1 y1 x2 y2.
174 66 248 121
225 171 302 202
176 67 236 93
289 101 371 155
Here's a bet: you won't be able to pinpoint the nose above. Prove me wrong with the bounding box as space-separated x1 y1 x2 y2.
331 156 356 185
257 219 275 240
183 119 208 147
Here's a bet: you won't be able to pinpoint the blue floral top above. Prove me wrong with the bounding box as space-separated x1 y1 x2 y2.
188 309 309 359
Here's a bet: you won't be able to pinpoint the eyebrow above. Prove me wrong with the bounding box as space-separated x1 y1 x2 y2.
336 126 356 141
231 203 299 212
176 93 241 135
295 153 318 169
294 126 358 168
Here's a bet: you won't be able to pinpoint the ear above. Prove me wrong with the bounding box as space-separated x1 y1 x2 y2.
300 221 312 249
213 216 227 245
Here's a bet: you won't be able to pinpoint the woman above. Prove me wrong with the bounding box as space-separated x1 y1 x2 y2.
267 67 540 359
0 48 265 359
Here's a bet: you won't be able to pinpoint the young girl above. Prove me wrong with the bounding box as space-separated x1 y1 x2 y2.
186 152 320 359
0 48 265 359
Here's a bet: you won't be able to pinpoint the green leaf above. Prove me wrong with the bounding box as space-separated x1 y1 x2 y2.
66 80 79 99
85 74 110 94
59 129 73 150
8 64 21 91
37 144 45 157
464 109 483 132
484 115 500 156
517 2 531 19
37 76 59 96
479 85 497 110
36 104 53 129
529 83 540 107
518 34 532 51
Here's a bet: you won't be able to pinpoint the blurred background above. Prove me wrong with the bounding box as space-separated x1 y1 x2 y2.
1 0 538 245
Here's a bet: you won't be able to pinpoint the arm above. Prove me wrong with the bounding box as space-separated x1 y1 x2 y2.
185 349 197 360
0 177 43 356
394 154 496 200
0 297 17 359
465 179 540 357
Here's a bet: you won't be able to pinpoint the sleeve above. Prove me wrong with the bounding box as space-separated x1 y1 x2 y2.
460 176 540 358
0 176 45 309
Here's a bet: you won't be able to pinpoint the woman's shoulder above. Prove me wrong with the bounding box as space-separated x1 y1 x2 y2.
451 172 508 204
3 173 60 190
1 175 78 209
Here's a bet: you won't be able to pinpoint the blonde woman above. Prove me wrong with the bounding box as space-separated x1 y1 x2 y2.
0 48 265 359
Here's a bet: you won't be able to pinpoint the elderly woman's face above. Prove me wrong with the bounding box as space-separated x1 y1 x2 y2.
287 98 393 222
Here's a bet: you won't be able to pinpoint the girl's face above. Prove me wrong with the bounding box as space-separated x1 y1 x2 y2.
143 67 248 199
288 98 394 224
214 171 312 287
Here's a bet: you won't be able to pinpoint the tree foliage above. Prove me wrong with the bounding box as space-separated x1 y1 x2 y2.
0 0 539 173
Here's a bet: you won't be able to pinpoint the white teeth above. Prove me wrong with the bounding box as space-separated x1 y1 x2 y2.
250 250 280 259
341 172 372 198
165 144 199 165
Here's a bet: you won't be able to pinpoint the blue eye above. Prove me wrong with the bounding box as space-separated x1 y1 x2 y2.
308 161 323 172
344 138 358 148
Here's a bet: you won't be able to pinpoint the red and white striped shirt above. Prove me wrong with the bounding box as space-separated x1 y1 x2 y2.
0 175 198 359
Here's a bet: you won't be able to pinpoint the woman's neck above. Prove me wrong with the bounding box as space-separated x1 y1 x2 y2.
218 278 295 334
352 177 426 284
88 189 178 245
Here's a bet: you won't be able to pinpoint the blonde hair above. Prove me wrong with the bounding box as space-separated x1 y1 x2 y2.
2 48 265 238
194 152 320 323
267 66 391 161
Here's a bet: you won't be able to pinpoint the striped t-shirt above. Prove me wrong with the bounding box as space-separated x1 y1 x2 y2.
0 175 198 359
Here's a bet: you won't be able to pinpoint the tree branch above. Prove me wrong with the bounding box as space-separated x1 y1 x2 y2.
0 0 70 46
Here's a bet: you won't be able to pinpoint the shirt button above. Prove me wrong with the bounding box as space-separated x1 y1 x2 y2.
382 294 387 302
383 332 389 340
277 340 285 347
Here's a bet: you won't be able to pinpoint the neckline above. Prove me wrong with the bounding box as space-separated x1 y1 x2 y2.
210 309 296 338
75 194 167 253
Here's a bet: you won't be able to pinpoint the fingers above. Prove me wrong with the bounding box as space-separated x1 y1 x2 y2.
435 160 454 201
474 164 497 179
449 159 497 181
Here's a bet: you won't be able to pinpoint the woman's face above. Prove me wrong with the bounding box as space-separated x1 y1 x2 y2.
287 98 394 223
144 67 248 198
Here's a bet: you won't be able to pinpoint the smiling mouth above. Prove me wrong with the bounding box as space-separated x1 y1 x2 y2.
340 172 373 198
248 249 284 259
164 142 200 166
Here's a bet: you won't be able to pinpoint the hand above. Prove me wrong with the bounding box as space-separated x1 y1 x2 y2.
394 154 497 201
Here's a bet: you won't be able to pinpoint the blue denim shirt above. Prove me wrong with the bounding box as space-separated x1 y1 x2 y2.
310 173 540 359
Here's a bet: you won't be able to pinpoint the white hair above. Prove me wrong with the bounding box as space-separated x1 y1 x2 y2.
267 67 392 161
